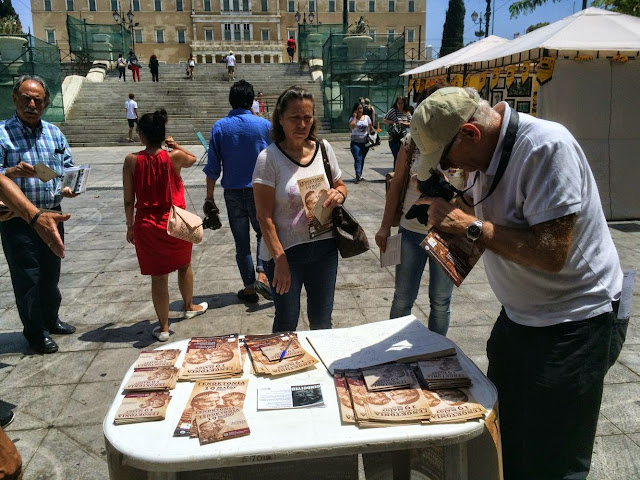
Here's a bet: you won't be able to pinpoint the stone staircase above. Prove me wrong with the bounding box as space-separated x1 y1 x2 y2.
58 62 345 147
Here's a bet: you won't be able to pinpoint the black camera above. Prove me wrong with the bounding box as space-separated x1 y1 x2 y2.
404 169 460 225
202 200 222 230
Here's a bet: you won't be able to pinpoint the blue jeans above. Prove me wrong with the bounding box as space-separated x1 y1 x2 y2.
350 141 369 179
389 227 453 336
389 139 402 169
224 188 264 287
264 238 338 332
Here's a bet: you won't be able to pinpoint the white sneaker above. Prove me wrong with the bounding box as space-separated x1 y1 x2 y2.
184 302 208 319
152 326 170 342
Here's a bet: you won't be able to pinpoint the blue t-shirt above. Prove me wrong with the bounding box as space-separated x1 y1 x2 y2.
203 109 272 189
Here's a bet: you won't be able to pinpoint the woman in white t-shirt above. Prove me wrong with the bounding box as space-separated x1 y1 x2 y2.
349 102 374 183
253 86 348 332
187 54 195 80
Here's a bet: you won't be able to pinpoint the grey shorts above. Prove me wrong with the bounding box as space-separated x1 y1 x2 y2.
127 118 138 128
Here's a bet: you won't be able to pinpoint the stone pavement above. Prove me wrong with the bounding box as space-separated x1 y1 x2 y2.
0 141 638 480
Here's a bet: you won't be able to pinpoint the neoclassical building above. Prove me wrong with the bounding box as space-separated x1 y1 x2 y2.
31 0 426 64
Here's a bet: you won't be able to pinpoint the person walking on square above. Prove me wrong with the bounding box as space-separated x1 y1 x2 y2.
382 96 411 169
116 53 127 81
410 86 624 480
286 36 296 63
253 86 347 332
125 93 138 143
187 54 195 80
123 109 208 343
203 80 273 304
349 102 374 183
128 50 141 82
149 54 159 82
226 51 236 81
0 75 79 355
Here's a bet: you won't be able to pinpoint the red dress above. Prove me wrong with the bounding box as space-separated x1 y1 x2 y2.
133 150 192 275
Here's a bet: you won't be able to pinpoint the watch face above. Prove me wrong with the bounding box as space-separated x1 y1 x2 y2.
467 223 481 239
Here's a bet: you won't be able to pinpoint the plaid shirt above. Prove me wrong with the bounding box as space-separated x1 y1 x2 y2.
0 114 74 208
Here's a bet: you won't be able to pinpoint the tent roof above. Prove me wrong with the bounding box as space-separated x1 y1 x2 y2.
402 35 508 77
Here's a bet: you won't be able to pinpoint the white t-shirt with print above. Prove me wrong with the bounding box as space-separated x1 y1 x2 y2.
125 99 138 119
252 140 342 261
349 115 372 143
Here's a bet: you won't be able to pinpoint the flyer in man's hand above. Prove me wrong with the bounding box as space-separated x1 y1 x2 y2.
420 228 484 287
62 164 91 194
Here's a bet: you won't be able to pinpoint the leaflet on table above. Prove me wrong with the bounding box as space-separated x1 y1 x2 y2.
133 349 181 368
380 233 402 268
421 387 486 424
114 391 172 425
257 383 325 410
419 228 484 287
297 174 332 238
179 335 244 380
62 164 91 193
193 406 250 445
122 366 179 392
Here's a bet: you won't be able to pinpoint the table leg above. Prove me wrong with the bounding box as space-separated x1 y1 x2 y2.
443 443 468 480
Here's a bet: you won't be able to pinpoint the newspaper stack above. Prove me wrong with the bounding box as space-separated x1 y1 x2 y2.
421 387 487 424
123 366 179 392
362 363 418 391
133 349 181 369
192 407 251 446
334 373 356 425
417 355 472 390
179 335 244 381
244 333 318 376
173 379 249 437
343 370 432 427
114 392 172 425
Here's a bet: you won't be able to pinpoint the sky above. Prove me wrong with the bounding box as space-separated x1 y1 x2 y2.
13 0 582 56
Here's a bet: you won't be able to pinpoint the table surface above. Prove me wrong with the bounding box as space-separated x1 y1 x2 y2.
103 318 498 473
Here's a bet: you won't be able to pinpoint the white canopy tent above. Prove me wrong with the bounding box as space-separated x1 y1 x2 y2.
402 8 640 220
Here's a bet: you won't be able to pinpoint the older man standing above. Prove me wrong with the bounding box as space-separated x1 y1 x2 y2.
410 87 623 480
203 80 272 304
0 75 80 354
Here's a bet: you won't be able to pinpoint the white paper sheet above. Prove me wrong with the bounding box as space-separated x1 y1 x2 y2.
380 233 402 268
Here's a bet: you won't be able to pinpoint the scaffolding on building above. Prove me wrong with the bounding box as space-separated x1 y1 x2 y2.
66 15 131 63
0 34 65 122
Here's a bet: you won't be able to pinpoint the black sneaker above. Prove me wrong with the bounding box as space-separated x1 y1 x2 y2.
254 281 273 301
0 410 15 428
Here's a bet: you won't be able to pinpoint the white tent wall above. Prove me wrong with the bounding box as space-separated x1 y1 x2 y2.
538 58 640 220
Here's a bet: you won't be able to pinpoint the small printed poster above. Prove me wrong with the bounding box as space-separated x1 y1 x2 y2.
297 174 332 238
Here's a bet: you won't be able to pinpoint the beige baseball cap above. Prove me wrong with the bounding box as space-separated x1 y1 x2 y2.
410 87 480 180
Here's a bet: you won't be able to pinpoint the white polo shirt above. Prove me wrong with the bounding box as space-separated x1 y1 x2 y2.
473 103 622 327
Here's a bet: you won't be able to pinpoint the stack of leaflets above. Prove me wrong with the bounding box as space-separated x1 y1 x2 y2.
416 355 472 390
174 379 249 439
192 406 251 446
123 366 179 392
244 333 318 376
133 349 181 368
114 391 172 425
62 164 91 194
421 387 487 424
179 335 244 381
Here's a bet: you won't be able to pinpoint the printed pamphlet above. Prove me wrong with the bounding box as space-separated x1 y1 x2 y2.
62 164 91 194
257 383 325 410
114 391 171 425
297 174 332 238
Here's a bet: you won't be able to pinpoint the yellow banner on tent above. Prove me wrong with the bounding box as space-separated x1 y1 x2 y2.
427 77 438 88
575 54 593 61
479 71 488 90
612 54 629 63
531 79 539 117
536 57 556 85
505 65 516 89
490 68 501 90
451 75 463 87
466 75 481 90
521 61 530 82
414 78 423 92
408 78 415 92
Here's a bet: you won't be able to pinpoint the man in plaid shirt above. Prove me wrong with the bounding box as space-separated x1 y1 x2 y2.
0 75 80 354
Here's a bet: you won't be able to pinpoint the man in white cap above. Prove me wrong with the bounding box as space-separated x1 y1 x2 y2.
410 86 623 480
226 51 236 81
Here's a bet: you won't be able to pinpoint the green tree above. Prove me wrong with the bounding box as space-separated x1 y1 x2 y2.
526 21 550 32
0 0 22 33
441 0 466 57
509 0 639 18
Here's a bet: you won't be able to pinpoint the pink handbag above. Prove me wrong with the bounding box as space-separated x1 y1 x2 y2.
165 155 203 244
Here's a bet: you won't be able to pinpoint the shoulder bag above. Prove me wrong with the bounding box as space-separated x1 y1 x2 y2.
165 153 204 244
385 138 416 227
319 140 369 258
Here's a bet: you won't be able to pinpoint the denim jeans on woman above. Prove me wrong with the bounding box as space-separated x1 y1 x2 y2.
350 141 369 180
389 227 453 336
264 238 338 332
224 188 264 288
389 139 402 169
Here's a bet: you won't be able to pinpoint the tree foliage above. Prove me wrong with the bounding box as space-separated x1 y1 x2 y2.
526 21 551 32
0 0 22 34
509 0 640 18
441 0 466 57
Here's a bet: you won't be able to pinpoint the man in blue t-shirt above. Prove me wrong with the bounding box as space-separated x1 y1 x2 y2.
203 80 273 303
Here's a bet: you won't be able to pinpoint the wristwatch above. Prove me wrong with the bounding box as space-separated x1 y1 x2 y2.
465 220 484 241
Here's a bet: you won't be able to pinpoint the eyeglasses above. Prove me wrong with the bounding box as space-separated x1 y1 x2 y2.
440 133 458 165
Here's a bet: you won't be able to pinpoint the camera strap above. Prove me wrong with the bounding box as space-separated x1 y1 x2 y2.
460 109 519 208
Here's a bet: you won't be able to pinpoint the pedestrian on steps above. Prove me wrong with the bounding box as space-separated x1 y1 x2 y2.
125 93 138 143
187 54 195 80
128 50 141 82
226 51 236 81
116 53 126 81
149 54 159 82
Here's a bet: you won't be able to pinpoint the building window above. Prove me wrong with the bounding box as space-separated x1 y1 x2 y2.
45 29 56 44
134 29 143 44
88 0 96 11
328 0 335 11
204 0 211 10
224 24 231 41
232 0 239 10
176 0 183 10
387 29 395 42
308 0 314 12
407 29 415 42
154 0 162 11
222 0 229 10
368 0 375 12
177 29 186 43
287 29 296 41
408 0 414 11
348 0 355 12
243 23 250 40
388 0 394 12
66 0 74 11
242 0 248 10
111 0 118 11
261 0 267 11
43 0 52 11
205 29 213 41
233 24 241 41
261 29 269 41
133 0 140 11
288 0 294 12
156 30 164 43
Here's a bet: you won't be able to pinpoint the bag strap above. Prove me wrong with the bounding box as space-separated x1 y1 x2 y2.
319 139 335 190
165 150 198 214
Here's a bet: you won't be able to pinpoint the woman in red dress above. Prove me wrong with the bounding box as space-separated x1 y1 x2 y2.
123 109 208 342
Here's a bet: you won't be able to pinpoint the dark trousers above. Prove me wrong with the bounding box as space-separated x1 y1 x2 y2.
487 307 613 480
0 214 64 345
151 70 159 82
118 67 126 80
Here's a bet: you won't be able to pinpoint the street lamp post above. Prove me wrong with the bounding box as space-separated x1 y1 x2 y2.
470 11 485 39
113 9 138 52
